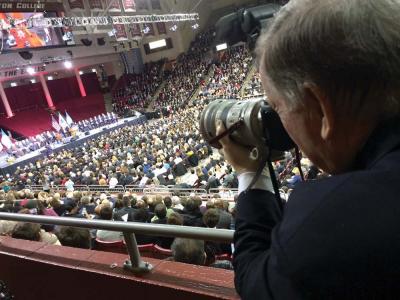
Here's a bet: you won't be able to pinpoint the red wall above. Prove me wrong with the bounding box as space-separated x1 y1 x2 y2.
0 236 238 300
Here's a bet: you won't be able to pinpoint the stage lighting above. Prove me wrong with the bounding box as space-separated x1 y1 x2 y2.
47 76 54 80
64 61 73 69
26 67 36 75
19 51 33 60
92 68 97 73
79 71 84 75
81 38 92 46
169 24 178 32
10 82 17 87
97 37 106 46
30 79 36 84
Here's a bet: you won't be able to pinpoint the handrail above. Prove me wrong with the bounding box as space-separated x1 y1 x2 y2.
0 213 233 243
0 212 234 275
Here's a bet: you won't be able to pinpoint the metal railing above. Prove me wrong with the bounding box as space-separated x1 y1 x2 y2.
0 212 234 275
21 185 239 198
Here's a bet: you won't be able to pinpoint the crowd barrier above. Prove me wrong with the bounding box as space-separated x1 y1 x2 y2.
19 185 239 198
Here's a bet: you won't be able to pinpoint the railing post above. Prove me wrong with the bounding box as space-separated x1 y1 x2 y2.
123 232 153 275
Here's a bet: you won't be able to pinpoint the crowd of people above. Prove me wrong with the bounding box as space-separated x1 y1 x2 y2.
0 103 240 193
152 29 215 111
0 188 235 268
199 45 253 99
112 60 165 114
0 26 320 272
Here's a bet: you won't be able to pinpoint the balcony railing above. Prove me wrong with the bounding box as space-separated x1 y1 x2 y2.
0 212 234 275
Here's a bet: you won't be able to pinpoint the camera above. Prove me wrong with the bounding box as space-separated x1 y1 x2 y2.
200 3 295 161
199 98 295 161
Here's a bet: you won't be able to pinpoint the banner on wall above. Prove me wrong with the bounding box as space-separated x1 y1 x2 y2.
156 22 166 35
122 0 136 12
88 0 103 10
68 0 85 9
128 23 142 37
113 24 128 41
0 1 62 12
0 65 46 79
105 0 121 11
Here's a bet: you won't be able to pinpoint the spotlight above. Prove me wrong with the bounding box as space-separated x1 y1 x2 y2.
26 67 36 75
169 24 178 32
47 76 54 80
79 71 83 75
64 61 73 69
19 51 33 60
97 37 106 46
81 38 92 46
191 23 199 30
142 26 150 34
108 29 116 37
10 82 17 87
92 68 97 73
30 79 36 84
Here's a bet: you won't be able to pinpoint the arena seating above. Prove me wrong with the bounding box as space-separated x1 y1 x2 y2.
0 94 105 137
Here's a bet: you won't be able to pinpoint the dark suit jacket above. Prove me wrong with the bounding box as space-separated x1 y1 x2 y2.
233 117 400 299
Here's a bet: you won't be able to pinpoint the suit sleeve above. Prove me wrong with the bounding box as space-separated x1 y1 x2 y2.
232 189 283 299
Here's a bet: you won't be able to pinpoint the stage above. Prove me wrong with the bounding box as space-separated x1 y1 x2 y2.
0 115 147 175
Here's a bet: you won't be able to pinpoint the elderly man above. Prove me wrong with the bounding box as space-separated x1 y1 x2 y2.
217 0 400 299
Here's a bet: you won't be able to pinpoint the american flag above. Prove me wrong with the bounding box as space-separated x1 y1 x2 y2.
51 115 61 132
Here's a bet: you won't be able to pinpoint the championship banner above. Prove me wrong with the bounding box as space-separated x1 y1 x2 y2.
105 0 121 11
156 22 166 35
68 0 85 10
122 0 136 12
143 23 155 36
0 1 62 12
128 23 142 37
88 0 103 10
113 24 128 41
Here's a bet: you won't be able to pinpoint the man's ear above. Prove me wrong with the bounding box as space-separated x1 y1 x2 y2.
303 82 334 140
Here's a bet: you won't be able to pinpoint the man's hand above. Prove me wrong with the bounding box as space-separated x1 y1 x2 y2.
216 120 261 174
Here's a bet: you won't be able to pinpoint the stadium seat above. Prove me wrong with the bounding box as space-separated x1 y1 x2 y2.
94 239 126 254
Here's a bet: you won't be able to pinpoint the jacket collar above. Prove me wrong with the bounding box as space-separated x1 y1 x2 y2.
353 117 400 170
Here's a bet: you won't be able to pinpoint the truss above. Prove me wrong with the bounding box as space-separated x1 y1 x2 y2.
27 13 199 28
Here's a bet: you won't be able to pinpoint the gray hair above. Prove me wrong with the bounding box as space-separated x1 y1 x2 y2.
258 0 400 119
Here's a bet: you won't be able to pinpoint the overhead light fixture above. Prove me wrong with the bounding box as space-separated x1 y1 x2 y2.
26 67 36 75
108 29 116 37
47 76 54 80
30 79 36 84
64 61 73 69
92 68 97 73
191 23 199 30
216 43 228 51
79 71 83 75
10 82 17 87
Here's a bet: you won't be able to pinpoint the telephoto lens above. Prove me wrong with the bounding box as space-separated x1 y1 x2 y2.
199 98 295 161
